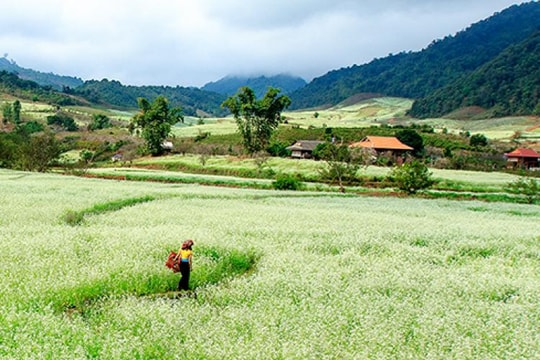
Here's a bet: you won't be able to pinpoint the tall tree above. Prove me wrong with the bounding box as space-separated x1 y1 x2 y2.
396 129 424 157
222 87 291 154
2 102 13 125
129 96 183 155
313 142 361 193
17 132 62 172
12 100 21 124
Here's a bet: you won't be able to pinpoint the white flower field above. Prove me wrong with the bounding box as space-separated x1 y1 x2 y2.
1 168 539 359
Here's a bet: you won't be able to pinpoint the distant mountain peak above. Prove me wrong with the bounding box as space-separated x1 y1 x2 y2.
202 73 307 98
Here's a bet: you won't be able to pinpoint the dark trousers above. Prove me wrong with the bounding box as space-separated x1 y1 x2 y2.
178 262 191 290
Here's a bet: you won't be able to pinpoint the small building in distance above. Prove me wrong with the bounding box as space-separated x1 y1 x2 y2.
504 148 540 170
349 136 413 153
349 136 413 164
286 140 324 159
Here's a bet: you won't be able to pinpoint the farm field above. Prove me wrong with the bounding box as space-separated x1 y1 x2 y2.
5 96 538 144
105 154 524 195
1 168 539 359
168 97 540 142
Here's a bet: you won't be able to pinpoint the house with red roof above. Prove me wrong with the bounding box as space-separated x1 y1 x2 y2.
504 148 540 169
349 136 413 152
349 136 413 164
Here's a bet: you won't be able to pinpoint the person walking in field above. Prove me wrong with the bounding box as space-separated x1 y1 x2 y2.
177 239 194 291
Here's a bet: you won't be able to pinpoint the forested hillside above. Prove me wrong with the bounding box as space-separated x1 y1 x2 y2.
0 71 83 106
409 31 540 118
202 74 306 98
0 57 83 91
71 79 228 116
289 2 540 110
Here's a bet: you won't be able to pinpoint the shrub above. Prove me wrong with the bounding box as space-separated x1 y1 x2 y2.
389 160 435 194
88 114 112 131
469 133 488 148
272 174 304 191
46 113 79 131
506 176 539 204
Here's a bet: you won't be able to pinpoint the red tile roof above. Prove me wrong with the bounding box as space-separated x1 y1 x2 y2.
505 148 540 158
349 136 413 151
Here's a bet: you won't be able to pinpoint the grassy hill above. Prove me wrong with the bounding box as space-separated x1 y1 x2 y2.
3 90 537 144
1 86 538 178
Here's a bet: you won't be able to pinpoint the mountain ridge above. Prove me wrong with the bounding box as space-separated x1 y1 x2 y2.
409 30 540 118
0 57 83 91
202 74 307 98
288 1 540 112
2 2 540 118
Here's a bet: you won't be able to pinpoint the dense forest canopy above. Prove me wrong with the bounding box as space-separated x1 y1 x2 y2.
71 79 228 116
0 70 82 106
0 57 83 91
409 31 540 118
288 2 540 112
202 74 307 98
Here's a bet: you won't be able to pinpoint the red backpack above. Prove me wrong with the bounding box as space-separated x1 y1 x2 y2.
165 251 181 273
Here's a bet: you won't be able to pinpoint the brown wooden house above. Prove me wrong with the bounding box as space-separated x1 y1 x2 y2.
286 140 324 159
504 148 540 169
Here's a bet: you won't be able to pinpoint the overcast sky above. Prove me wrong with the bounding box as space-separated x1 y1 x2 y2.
0 0 530 87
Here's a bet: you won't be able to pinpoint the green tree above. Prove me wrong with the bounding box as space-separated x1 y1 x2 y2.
0 132 19 167
506 176 539 204
88 114 112 131
314 142 360 193
16 121 44 135
469 133 488 148
389 160 434 194
17 132 62 172
396 129 424 157
78 149 95 173
12 100 21 124
46 113 78 131
222 87 291 155
129 96 183 155
2 102 13 125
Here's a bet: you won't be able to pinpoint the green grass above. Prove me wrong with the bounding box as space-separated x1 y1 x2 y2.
62 195 158 225
39 245 258 314
91 154 532 203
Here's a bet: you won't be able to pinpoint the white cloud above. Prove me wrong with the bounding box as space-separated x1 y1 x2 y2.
0 0 530 87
